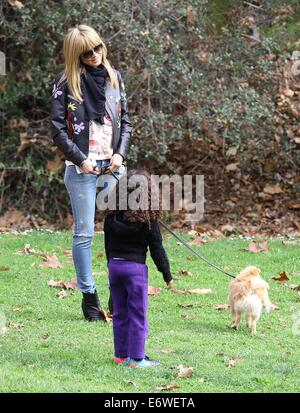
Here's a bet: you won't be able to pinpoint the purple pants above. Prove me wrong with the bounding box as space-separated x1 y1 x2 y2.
108 258 148 359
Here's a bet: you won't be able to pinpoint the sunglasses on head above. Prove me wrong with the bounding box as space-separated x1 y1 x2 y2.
81 44 103 59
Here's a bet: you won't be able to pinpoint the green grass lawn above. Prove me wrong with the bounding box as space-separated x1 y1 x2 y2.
0 230 299 393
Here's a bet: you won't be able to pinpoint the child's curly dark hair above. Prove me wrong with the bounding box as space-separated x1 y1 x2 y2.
106 169 162 227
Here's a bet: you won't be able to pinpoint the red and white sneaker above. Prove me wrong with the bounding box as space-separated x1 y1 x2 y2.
114 357 130 365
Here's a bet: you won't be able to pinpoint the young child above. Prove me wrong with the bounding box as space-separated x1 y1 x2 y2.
104 170 173 368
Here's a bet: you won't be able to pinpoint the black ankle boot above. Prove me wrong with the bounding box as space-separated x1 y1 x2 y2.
82 291 106 321
108 292 113 314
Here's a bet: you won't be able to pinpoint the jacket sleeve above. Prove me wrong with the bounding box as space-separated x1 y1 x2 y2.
115 70 132 160
147 220 173 284
50 75 87 167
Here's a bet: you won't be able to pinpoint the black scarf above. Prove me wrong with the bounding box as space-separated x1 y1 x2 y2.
81 64 108 124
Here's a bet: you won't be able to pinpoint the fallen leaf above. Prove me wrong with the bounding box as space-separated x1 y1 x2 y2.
221 224 235 234
171 289 190 294
0 266 10 271
247 241 269 253
208 229 225 240
287 203 300 210
57 289 67 299
17 132 37 154
187 5 196 26
21 360 35 368
241 24 260 44
177 364 194 378
157 383 180 391
226 147 238 157
177 304 194 309
48 280 65 288
178 269 193 276
42 333 50 340
47 154 63 173
275 6 294 15
263 184 283 195
12 307 22 312
8 321 24 329
225 163 239 172
197 51 208 64
48 278 77 290
180 314 196 319
7 0 25 9
214 304 229 310
66 213 73 229
64 279 77 290
272 272 289 283
171 288 212 295
188 288 212 295
227 357 243 368
288 284 300 291
124 380 138 388
62 250 72 257
23 244 38 255
160 349 176 354
148 286 161 296
283 88 294 97
195 225 207 234
40 252 63 269
282 240 298 245
96 251 104 258
191 236 207 245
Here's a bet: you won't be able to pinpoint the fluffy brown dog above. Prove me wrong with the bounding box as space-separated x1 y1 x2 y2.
229 266 275 334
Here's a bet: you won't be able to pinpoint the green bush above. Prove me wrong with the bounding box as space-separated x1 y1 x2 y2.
0 0 299 223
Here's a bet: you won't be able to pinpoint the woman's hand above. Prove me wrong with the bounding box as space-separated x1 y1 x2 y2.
80 160 99 175
109 153 123 173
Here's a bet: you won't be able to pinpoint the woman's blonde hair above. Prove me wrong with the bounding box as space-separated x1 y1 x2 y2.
59 25 118 102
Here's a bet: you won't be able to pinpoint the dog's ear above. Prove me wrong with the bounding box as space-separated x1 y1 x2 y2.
238 266 261 279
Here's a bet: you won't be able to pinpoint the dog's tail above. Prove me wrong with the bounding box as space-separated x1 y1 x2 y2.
262 289 273 313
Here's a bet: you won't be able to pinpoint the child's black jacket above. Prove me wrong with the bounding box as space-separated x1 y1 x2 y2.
104 212 172 283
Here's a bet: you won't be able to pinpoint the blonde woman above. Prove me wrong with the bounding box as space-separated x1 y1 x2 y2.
51 25 132 321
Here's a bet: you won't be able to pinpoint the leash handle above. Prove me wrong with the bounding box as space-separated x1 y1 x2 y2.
93 165 111 175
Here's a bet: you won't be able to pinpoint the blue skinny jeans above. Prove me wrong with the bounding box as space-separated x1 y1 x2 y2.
64 160 125 293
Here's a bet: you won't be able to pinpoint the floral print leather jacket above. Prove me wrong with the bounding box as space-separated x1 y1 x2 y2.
51 69 132 166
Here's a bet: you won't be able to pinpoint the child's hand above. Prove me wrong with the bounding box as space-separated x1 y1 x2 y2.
166 280 174 289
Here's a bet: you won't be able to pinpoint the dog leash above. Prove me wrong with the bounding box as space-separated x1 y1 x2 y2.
97 166 235 279
158 219 235 278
